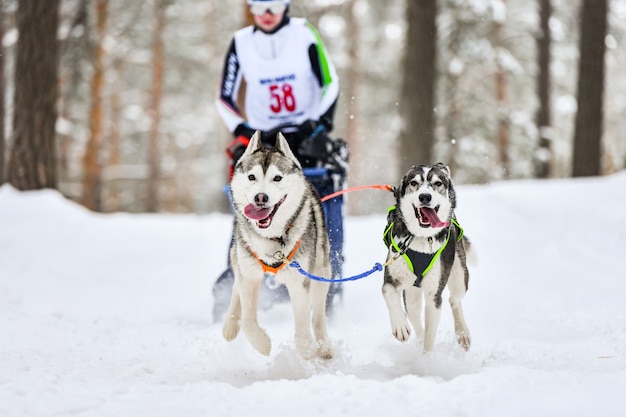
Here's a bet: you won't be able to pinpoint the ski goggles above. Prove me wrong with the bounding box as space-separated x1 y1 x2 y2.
249 2 287 16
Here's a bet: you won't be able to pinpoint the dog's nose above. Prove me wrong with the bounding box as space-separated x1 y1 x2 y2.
254 193 269 205
419 193 432 204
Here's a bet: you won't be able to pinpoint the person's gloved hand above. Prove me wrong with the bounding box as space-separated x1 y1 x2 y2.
234 122 256 139
298 119 319 137
318 116 332 133
299 119 329 139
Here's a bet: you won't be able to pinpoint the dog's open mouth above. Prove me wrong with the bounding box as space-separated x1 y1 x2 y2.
414 205 450 228
244 195 286 229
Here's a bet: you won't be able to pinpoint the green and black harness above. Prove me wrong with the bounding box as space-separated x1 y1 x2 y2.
383 206 463 288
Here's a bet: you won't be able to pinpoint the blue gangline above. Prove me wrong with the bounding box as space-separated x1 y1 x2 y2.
288 261 383 282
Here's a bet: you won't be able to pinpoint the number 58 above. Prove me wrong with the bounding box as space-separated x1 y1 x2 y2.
269 84 296 113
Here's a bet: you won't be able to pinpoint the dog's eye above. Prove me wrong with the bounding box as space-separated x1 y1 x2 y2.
273 175 282 182
433 181 443 187
409 180 418 187
248 174 255 181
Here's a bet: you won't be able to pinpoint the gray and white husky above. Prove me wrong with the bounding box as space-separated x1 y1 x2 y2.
382 163 472 353
222 131 333 359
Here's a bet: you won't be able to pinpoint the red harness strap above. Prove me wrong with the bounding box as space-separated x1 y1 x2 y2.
249 239 301 274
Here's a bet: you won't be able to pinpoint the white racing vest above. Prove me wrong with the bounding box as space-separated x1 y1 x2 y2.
219 18 339 132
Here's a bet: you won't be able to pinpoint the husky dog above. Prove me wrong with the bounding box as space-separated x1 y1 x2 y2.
223 131 333 359
382 163 471 353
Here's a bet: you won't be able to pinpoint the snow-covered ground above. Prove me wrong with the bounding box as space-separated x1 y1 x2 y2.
1 173 625 417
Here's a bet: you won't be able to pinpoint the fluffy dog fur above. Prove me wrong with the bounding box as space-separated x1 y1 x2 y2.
222 132 333 359
382 163 472 353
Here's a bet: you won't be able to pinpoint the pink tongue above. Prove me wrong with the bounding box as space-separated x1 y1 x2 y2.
421 207 450 228
244 204 272 220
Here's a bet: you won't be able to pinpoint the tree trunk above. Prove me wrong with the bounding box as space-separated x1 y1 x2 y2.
58 0 89 184
82 0 107 211
8 0 60 190
344 0 359 159
535 0 552 179
493 0 509 178
572 0 607 177
398 0 437 173
344 0 359 206
443 4 463 175
146 0 166 212
0 11 5 185
107 59 123 212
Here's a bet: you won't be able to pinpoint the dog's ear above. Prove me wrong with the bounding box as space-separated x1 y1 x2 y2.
397 165 419 200
435 162 456 208
239 131 263 161
393 187 401 203
434 162 451 177
276 132 302 169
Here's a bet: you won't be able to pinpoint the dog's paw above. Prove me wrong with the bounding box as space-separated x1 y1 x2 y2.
222 316 240 341
317 340 334 360
390 318 411 342
456 331 471 351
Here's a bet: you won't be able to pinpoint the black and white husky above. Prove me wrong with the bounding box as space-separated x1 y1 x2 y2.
382 163 472 353
222 131 333 359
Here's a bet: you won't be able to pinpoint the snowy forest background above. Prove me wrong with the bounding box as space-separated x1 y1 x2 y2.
1 0 625 215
